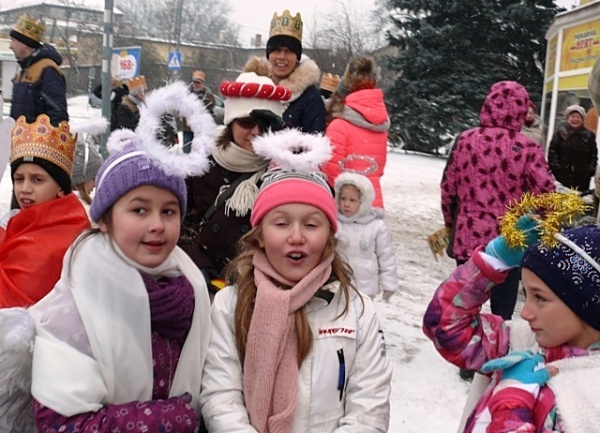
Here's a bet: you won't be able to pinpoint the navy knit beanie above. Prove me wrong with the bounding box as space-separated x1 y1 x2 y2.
521 225 600 330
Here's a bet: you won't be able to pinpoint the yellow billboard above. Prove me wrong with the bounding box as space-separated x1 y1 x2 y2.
546 35 557 79
560 20 600 71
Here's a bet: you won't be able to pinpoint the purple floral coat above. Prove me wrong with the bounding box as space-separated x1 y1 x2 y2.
441 81 555 261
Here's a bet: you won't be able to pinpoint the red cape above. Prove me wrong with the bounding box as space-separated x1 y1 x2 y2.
0 194 91 308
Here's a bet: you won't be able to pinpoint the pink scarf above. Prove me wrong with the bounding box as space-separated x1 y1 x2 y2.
243 251 334 433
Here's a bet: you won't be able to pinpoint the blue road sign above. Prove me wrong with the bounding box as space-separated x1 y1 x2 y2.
167 51 182 70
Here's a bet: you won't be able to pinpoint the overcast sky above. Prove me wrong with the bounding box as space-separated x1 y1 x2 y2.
227 0 581 47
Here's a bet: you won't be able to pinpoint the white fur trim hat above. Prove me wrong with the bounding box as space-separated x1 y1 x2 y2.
220 72 291 126
564 104 586 120
334 172 375 218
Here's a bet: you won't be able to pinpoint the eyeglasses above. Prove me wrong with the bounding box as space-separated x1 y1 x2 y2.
235 117 259 130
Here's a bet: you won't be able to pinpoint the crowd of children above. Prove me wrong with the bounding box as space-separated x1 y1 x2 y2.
2 9 600 432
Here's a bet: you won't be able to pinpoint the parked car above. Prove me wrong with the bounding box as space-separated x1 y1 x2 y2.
213 94 224 125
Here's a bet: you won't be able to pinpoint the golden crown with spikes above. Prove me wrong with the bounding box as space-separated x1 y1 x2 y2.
10 115 77 176
320 73 341 92
13 14 45 43
269 10 303 42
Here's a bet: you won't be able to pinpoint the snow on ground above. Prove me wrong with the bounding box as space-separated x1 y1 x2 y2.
1 96 473 432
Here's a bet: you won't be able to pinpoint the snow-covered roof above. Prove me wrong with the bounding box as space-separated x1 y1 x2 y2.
0 0 123 15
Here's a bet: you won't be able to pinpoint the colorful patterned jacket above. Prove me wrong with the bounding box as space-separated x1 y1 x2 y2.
441 81 555 261
423 251 600 432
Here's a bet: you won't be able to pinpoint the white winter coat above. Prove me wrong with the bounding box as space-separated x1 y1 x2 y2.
334 173 398 297
200 282 392 433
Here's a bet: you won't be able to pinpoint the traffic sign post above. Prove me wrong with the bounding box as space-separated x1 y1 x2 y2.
168 51 182 71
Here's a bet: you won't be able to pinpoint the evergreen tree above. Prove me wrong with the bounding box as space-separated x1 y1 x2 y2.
385 0 563 153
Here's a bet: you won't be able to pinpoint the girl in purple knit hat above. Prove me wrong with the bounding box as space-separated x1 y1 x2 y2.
20 82 216 433
423 216 600 432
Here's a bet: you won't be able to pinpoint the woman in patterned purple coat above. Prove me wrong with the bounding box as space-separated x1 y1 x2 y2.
441 81 554 322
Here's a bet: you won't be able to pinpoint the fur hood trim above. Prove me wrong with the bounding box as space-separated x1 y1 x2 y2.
333 106 390 132
277 57 321 103
334 172 375 219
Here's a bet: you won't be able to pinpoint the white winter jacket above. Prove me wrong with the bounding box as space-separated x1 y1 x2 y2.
200 281 392 433
334 173 398 297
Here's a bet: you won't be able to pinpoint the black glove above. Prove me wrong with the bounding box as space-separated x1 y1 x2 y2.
250 109 286 133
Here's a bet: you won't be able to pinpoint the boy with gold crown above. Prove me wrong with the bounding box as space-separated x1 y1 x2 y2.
0 115 90 308
9 14 68 126
266 10 326 133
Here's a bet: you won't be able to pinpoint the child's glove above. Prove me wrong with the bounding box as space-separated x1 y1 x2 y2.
382 290 394 302
484 215 539 268
482 350 550 386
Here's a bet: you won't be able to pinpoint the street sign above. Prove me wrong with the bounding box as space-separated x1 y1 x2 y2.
111 47 142 80
168 51 182 71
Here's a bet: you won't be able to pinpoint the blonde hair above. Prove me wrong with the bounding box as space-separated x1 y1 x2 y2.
225 225 360 365
74 183 93 205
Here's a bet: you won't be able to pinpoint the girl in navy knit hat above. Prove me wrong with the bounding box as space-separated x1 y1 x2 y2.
0 82 216 433
424 217 600 432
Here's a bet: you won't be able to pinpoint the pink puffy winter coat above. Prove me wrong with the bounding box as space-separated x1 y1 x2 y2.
322 89 390 208
441 81 555 261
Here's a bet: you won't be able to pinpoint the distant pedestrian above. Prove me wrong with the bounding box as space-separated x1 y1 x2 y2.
9 14 68 126
266 10 326 133
180 69 216 153
548 104 597 192
322 55 390 208
520 101 543 145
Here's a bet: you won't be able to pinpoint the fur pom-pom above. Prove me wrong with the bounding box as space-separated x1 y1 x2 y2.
106 128 139 155
0 308 35 433
243 56 272 77
252 129 332 172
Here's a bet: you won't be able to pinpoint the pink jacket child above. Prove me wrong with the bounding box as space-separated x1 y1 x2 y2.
423 222 600 432
322 55 390 209
441 81 554 261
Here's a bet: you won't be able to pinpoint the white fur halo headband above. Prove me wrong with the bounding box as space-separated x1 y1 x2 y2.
109 80 216 177
251 128 332 172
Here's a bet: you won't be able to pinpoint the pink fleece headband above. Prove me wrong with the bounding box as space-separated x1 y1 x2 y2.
251 177 338 232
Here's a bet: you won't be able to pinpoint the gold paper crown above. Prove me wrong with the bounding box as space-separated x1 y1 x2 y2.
269 10 302 42
11 115 77 176
13 14 45 44
127 75 147 95
320 73 341 92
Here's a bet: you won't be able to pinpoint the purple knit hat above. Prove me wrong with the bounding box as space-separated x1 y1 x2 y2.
89 143 187 222
521 224 600 331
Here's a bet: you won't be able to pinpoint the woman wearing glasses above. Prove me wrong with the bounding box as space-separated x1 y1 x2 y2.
178 57 291 296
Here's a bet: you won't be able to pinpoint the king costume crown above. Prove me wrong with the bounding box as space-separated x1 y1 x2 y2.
11 115 77 176
12 14 45 44
269 10 303 42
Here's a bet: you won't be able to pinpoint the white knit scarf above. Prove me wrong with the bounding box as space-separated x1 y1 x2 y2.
212 142 269 217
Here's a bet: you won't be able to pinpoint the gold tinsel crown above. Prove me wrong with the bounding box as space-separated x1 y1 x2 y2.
500 192 591 249
269 10 303 42
11 115 77 176
13 14 45 43
320 73 341 92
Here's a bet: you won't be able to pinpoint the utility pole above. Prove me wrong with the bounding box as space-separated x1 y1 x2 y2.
172 0 184 80
100 0 114 157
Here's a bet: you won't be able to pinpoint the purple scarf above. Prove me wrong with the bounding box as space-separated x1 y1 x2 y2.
142 274 195 340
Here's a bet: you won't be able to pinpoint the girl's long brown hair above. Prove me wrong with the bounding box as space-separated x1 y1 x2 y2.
225 226 361 366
